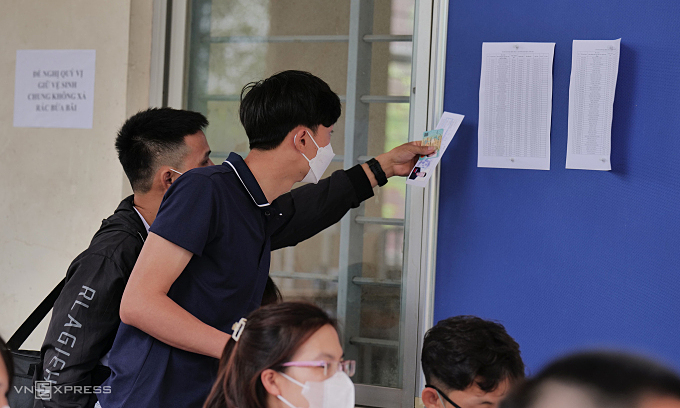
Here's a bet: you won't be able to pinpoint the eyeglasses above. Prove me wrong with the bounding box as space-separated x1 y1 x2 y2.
281 360 356 377
425 384 462 408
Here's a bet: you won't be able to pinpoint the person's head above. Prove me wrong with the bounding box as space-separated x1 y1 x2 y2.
421 316 525 408
204 302 355 408
239 71 341 183
116 107 213 195
500 351 680 408
261 277 283 306
0 336 14 407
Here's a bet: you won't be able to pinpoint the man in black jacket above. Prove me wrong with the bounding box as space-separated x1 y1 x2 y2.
35 108 214 408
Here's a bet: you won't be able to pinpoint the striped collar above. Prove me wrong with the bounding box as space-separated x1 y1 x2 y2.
223 152 270 208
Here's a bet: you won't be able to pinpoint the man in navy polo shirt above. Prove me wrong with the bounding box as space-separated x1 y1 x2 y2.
98 70 434 408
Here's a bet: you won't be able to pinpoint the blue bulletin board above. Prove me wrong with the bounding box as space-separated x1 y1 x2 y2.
434 0 680 374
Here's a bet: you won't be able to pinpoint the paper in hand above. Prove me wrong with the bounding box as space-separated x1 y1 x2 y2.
406 112 464 187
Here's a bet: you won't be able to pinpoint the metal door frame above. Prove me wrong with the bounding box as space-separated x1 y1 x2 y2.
149 0 449 405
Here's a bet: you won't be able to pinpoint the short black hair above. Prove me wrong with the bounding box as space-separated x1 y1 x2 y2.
115 108 208 193
421 315 525 392
239 70 341 151
500 351 680 408
0 335 14 396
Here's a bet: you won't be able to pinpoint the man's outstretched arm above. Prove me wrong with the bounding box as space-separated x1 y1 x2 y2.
119 232 230 359
271 142 434 249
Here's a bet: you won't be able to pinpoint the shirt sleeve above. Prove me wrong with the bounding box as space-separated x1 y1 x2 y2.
150 172 221 256
38 253 126 408
270 164 374 250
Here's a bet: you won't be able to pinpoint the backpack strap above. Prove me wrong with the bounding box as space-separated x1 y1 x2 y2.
7 218 145 350
7 278 66 350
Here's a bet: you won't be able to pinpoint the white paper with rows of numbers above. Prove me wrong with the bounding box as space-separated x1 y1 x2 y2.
478 42 555 170
566 39 621 171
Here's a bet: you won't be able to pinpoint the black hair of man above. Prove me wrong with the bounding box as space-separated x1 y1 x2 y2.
239 70 341 151
0 335 14 395
499 351 680 408
421 315 525 393
116 107 208 193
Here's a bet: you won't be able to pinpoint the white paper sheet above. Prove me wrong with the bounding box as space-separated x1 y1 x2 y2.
566 39 621 171
406 112 464 187
13 50 96 129
478 42 555 170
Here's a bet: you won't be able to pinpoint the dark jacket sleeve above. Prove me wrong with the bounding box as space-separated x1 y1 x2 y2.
270 164 374 250
36 252 128 408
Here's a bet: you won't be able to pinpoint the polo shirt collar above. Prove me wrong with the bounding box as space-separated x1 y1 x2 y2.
223 152 270 208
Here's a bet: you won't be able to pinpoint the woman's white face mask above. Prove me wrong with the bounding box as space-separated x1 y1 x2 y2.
276 371 355 408
297 130 335 184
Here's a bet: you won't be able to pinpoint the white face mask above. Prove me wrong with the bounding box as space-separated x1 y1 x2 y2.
298 130 335 184
277 371 355 408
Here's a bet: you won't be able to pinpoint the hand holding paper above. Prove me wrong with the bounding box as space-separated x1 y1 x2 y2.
406 112 464 187
377 142 437 178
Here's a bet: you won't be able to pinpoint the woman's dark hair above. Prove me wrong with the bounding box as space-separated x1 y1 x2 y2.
421 315 525 392
261 277 282 306
203 302 338 408
239 70 341 151
0 335 14 395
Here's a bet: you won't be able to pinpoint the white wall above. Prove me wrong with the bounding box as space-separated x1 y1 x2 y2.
0 0 153 349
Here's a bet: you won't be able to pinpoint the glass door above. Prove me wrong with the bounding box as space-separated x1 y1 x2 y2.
161 0 449 405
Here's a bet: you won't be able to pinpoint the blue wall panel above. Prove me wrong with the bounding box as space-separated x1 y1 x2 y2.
435 0 680 374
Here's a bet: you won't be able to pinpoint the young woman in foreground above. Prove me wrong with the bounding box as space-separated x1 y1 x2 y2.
204 302 356 408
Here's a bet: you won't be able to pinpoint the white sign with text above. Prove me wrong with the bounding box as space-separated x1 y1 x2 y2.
14 49 96 129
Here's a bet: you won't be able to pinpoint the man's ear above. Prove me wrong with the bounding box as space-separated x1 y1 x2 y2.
422 387 443 408
261 368 282 396
160 167 175 192
293 128 309 152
